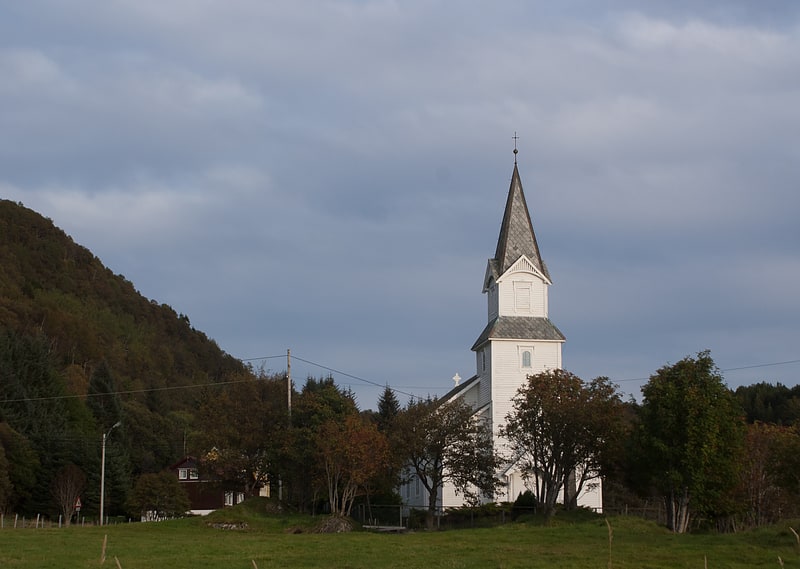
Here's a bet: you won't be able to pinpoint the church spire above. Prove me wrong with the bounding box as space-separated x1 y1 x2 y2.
491 154 550 282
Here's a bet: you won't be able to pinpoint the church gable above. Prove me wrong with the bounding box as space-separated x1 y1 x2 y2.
495 267 547 319
498 255 551 285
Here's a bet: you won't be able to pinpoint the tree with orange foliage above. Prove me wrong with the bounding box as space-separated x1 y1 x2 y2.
318 414 389 517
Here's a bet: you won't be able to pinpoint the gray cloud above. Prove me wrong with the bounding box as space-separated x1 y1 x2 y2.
3 2 799 406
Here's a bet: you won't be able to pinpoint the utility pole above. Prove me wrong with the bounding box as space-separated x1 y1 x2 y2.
279 349 292 504
287 348 292 425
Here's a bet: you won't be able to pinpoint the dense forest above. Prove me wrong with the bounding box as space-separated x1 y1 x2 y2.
0 200 249 517
2 199 800 532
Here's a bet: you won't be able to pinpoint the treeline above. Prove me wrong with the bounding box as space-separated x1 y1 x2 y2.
1 200 799 533
735 381 800 425
600 358 800 533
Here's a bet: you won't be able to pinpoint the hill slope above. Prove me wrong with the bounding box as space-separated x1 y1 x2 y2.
0 199 244 394
0 199 249 513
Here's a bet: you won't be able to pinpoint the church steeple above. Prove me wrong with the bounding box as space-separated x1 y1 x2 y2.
489 161 550 284
419 144 601 514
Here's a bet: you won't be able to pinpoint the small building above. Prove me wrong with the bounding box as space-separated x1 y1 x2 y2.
169 456 247 515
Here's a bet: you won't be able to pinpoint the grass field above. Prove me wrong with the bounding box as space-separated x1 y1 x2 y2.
1 502 798 569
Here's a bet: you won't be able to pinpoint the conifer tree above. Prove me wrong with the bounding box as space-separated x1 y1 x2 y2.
376 385 400 433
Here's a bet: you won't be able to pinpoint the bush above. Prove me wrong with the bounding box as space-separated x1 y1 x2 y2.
512 490 538 520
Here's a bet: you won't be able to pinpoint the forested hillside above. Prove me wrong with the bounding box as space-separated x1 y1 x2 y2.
0 199 248 516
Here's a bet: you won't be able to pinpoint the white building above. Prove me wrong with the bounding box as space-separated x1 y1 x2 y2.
403 154 602 512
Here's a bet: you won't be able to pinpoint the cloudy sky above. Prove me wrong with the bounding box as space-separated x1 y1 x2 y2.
3 1 799 409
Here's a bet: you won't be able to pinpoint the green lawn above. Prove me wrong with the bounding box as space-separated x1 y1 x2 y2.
0 505 798 569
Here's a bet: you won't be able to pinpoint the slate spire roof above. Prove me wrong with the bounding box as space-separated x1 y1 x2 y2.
489 162 550 282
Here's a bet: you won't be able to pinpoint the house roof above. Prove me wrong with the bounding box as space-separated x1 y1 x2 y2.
489 162 550 282
471 316 566 351
168 456 198 470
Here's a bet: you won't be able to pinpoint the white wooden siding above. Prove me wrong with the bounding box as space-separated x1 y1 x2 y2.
488 340 561 437
458 381 480 409
497 273 547 317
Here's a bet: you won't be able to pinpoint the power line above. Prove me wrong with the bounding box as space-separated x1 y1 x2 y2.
243 353 419 399
2 355 797 405
0 353 420 404
290 354 418 399
615 358 800 383
0 377 253 404
723 359 800 373
241 354 285 362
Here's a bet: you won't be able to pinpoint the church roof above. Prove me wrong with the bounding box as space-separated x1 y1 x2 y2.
440 373 480 403
489 163 550 282
471 316 565 351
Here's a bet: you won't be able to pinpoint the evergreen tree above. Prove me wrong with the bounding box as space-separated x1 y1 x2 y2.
376 384 400 433
87 360 122 431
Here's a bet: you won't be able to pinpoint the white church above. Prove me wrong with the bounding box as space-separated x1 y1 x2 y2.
403 152 603 512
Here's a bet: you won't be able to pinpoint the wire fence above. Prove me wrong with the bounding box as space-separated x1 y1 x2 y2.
0 513 131 529
351 503 666 530
2 503 667 530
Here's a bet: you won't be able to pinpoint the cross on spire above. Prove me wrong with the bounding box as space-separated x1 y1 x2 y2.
512 132 519 163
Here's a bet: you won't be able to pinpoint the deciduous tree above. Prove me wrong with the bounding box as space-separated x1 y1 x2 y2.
281 376 359 512
634 351 744 533
395 397 499 529
50 464 86 525
501 370 625 519
736 422 797 528
195 372 287 497
127 471 190 520
317 415 389 516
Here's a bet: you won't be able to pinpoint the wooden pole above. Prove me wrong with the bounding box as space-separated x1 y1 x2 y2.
287 349 292 424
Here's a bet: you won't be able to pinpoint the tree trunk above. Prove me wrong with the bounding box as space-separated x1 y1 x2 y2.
426 484 438 530
665 487 691 533
562 470 578 510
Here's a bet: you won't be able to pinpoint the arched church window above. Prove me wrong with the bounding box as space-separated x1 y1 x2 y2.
522 350 532 368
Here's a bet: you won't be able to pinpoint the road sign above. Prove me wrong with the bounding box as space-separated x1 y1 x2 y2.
75 497 81 511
